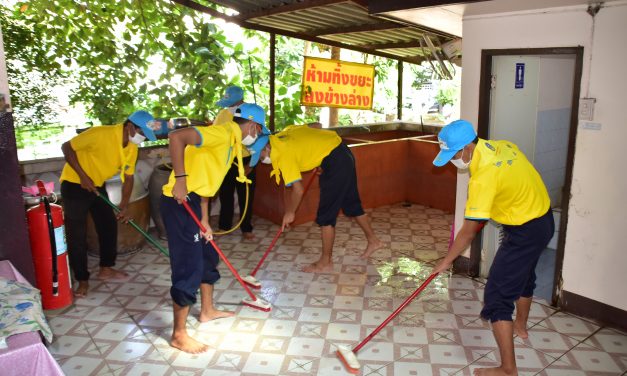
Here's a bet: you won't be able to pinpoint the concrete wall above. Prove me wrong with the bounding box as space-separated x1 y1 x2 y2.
461 1 627 311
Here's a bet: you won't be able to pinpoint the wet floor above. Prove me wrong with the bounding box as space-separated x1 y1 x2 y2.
45 204 627 375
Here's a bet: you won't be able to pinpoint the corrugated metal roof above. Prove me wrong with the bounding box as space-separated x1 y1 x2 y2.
181 0 459 66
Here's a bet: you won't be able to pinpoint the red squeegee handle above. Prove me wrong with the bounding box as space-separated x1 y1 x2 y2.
249 168 319 277
353 272 439 354
181 200 258 301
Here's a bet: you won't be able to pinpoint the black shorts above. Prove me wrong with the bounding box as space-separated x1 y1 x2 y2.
480 209 554 322
316 143 365 226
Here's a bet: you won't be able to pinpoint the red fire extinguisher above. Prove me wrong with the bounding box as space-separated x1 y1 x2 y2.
26 180 73 310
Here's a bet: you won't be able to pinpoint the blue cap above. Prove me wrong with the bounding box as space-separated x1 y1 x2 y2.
248 135 270 167
235 103 266 128
216 86 244 107
127 110 157 141
433 119 476 167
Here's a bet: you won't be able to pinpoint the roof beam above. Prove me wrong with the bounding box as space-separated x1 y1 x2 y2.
169 0 425 65
362 41 424 50
369 0 484 15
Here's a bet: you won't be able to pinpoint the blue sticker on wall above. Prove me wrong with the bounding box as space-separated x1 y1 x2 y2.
515 63 525 89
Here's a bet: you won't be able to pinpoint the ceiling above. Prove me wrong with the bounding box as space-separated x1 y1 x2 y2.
171 0 468 67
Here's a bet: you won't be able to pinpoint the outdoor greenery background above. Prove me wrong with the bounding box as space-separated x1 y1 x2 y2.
1 0 459 159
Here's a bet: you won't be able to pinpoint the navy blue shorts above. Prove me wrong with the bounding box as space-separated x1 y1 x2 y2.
316 143 365 227
481 209 554 322
160 193 220 307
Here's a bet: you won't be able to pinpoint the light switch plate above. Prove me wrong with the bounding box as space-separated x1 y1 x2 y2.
579 98 595 121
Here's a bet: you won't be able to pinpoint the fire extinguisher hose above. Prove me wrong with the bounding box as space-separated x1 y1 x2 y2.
42 195 59 296
96 192 170 257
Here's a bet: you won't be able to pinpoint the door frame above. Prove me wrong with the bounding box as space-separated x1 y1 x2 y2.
471 47 584 306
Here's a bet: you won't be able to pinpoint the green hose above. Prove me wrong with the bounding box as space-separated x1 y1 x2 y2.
97 192 170 257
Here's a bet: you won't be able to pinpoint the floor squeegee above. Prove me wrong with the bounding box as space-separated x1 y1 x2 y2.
181 200 271 312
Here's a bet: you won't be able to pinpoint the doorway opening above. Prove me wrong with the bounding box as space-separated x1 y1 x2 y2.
471 47 583 306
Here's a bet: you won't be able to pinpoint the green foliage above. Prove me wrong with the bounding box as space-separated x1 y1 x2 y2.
1 3 63 128
409 63 434 90
3 1 327 130
435 85 459 106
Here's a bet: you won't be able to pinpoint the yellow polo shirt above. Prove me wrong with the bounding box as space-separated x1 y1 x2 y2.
268 125 341 185
59 124 138 187
162 120 248 198
213 108 250 158
465 139 550 225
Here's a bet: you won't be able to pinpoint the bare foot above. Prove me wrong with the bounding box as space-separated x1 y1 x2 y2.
513 321 528 339
199 308 235 323
170 332 209 354
74 281 89 298
301 262 334 273
97 267 129 281
359 239 385 259
242 232 255 240
473 366 518 376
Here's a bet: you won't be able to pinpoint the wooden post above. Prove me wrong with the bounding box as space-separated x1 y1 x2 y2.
269 33 276 132
329 46 341 126
397 60 403 121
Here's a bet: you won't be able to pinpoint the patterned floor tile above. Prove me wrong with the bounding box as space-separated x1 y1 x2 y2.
42 205 627 375
536 310 600 340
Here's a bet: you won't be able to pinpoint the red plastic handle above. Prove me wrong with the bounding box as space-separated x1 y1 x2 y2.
36 180 48 197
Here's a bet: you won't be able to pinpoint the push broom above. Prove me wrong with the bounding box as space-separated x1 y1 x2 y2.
242 168 318 289
181 200 271 312
336 272 439 374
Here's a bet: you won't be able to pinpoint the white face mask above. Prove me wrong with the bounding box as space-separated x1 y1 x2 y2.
129 131 146 145
450 148 470 170
241 133 257 146
241 122 258 146
261 155 272 165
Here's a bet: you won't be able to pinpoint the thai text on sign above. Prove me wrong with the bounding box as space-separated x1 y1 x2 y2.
300 56 375 110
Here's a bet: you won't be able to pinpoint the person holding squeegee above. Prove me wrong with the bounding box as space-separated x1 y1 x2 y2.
433 119 554 376
160 103 265 354
258 124 384 273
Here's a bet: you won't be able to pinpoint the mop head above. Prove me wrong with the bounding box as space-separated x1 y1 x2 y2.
336 345 360 374
242 296 271 312
242 275 261 289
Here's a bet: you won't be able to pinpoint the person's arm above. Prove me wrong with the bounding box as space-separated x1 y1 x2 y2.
168 128 201 203
200 196 212 241
116 174 134 222
433 219 485 274
61 141 96 192
281 180 304 231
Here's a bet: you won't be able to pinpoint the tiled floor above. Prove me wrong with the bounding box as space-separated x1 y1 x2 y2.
45 204 627 375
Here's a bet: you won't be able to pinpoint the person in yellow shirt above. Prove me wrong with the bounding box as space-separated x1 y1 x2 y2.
432 119 554 376
60 110 156 298
215 89 270 239
160 103 264 354
257 125 384 273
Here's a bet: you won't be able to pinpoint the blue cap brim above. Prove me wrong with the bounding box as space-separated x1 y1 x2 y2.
433 148 458 167
248 136 269 167
132 122 157 141
216 98 239 107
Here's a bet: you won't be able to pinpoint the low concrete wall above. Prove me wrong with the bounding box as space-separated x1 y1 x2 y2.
253 135 457 226
19 122 453 227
